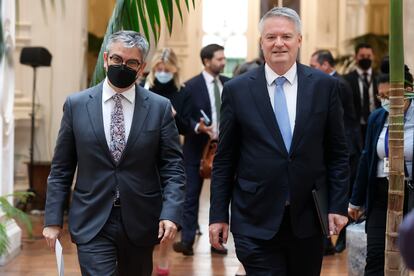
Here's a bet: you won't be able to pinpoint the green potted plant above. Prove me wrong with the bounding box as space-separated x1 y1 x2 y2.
0 192 33 256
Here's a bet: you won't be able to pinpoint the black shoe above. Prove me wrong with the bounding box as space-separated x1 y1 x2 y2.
324 245 336 256
173 241 194 256
323 237 335 256
335 238 346 253
210 246 228 255
335 229 346 253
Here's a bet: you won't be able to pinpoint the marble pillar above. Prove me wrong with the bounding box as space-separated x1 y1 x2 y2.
0 0 22 266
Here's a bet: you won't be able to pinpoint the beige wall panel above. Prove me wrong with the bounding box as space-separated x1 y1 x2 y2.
368 2 389 34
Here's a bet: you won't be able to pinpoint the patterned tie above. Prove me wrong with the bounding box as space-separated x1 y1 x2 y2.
213 78 221 123
274 76 292 151
109 93 126 163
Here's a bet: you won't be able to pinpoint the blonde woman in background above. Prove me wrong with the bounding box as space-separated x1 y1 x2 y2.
145 48 191 276
145 48 191 136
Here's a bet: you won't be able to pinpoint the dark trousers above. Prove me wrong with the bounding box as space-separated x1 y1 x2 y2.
181 164 204 246
233 208 324 276
365 177 388 276
76 207 154 276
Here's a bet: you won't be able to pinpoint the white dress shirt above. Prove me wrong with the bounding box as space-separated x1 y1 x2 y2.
201 70 223 134
264 62 298 133
102 78 135 148
376 102 414 179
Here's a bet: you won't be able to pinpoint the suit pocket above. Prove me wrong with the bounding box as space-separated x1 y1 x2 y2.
238 178 260 194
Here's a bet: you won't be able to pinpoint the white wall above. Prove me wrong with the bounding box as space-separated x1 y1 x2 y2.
14 0 87 189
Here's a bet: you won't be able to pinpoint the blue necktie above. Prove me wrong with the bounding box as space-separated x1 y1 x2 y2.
274 77 292 151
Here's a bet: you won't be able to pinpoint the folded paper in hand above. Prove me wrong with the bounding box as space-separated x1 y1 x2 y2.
55 239 64 276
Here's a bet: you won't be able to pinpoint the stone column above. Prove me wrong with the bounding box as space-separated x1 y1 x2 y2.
0 0 22 266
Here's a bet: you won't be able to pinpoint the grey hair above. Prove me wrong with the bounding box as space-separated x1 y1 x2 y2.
105 30 150 60
258 7 302 34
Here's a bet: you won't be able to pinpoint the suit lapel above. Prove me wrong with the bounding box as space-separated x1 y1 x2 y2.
86 83 114 164
249 66 287 156
118 85 149 164
290 64 313 154
199 74 212 115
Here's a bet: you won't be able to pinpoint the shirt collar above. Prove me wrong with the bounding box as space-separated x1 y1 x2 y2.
356 67 372 77
329 70 336 76
264 62 297 86
202 70 217 84
103 78 136 104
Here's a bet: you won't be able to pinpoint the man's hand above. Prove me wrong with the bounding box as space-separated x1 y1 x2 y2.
158 220 178 243
198 118 215 139
348 206 363 221
209 223 229 250
328 214 348 236
43 226 62 252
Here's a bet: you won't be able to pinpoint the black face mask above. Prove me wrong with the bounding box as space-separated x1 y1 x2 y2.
107 65 138 89
358 58 372 71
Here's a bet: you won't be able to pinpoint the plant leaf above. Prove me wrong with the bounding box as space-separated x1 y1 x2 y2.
0 223 9 256
90 0 195 86
174 0 184 22
145 0 161 42
160 0 174 34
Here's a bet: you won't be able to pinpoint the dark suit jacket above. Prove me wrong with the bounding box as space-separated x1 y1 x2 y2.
344 69 380 124
349 108 387 214
209 64 350 239
44 83 185 246
333 72 362 156
182 73 230 165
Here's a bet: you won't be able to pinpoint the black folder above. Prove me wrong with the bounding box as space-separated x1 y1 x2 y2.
312 184 330 237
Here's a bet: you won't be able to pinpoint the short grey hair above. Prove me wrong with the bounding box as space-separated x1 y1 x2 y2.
105 30 150 60
258 7 302 34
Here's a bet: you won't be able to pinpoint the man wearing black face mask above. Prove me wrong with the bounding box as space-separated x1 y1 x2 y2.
42 30 185 276
344 43 380 141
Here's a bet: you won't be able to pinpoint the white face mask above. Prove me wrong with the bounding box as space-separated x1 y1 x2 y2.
381 98 390 112
155 71 174 84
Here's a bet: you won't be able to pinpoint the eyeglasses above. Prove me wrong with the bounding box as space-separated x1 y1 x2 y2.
109 54 141 70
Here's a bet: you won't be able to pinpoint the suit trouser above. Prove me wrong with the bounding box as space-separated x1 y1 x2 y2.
233 207 324 276
365 177 388 276
76 207 154 276
181 164 204 246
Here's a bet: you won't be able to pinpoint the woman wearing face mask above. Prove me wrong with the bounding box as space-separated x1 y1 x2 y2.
145 48 190 276
145 48 191 135
348 57 414 276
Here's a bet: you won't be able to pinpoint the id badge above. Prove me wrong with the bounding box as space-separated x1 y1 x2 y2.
384 157 390 174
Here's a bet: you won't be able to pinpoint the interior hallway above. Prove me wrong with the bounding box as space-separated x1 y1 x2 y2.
1 180 349 276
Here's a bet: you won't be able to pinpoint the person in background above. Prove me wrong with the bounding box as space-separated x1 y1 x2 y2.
146 48 191 135
144 48 191 276
344 43 380 141
310 49 361 254
42 30 185 276
173 44 230 257
209 7 349 275
348 57 414 276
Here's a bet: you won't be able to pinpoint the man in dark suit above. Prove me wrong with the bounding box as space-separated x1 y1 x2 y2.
42 31 185 276
209 7 349 275
310 49 361 253
344 43 380 140
173 44 229 256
